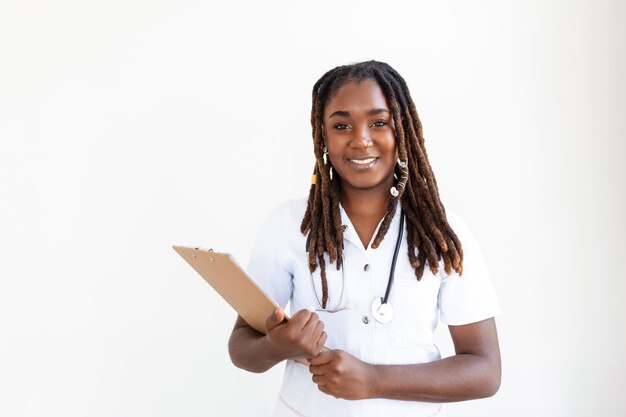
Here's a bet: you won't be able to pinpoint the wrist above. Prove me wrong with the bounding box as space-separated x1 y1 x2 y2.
367 364 384 399
261 334 288 364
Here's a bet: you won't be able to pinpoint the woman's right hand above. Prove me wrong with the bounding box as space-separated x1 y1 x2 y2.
265 307 327 361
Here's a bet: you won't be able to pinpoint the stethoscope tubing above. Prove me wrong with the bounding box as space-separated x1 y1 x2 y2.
383 209 404 305
308 207 405 315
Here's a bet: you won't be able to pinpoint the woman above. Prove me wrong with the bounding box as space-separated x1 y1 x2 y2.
228 60 501 417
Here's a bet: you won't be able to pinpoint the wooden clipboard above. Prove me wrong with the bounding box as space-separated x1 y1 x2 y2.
173 245 325 365
172 245 283 334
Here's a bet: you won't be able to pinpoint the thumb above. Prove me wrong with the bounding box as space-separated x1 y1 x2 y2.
265 307 285 332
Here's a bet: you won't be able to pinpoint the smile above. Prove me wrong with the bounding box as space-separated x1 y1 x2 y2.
348 157 378 169
349 157 377 165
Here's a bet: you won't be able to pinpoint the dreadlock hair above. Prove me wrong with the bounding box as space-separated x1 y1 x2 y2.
300 60 464 309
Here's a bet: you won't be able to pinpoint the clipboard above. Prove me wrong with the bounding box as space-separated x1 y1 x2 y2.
173 245 326 366
172 245 283 334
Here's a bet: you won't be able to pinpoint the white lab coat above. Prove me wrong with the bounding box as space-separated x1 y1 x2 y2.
247 197 500 417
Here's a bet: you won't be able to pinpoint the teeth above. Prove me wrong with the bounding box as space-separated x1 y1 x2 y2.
350 158 376 165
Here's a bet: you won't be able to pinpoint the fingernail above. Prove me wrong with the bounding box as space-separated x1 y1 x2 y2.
307 306 316 313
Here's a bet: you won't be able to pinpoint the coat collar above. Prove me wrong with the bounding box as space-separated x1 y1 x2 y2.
338 200 402 252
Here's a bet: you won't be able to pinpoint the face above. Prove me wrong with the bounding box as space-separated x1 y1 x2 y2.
322 79 398 195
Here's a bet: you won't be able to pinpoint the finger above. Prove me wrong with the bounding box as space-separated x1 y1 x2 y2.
302 311 320 335
312 319 324 339
309 362 327 376
316 331 328 350
317 384 331 396
265 308 285 332
303 314 322 338
308 349 334 366
311 374 326 384
289 309 313 330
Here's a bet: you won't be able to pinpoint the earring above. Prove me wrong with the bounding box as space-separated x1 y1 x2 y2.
323 146 328 165
390 159 409 198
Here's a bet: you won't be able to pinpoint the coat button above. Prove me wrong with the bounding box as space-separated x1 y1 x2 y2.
364 264 370 272
362 316 369 324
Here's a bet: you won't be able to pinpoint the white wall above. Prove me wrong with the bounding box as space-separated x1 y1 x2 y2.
1 1 624 416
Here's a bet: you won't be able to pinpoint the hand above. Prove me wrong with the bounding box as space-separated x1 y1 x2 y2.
265 308 327 361
308 349 378 400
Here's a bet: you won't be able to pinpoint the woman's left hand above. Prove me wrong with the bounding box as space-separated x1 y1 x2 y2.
308 349 377 400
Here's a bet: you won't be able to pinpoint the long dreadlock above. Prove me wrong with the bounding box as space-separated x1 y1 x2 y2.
300 60 464 309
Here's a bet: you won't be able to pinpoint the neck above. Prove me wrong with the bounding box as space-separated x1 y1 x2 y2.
339 179 394 220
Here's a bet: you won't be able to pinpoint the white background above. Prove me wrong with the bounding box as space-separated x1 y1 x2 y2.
1 1 625 416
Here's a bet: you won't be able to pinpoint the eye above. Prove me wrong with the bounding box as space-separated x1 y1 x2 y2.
371 120 388 128
333 123 350 130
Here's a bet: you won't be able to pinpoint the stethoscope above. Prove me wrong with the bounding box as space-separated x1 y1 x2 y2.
309 209 405 324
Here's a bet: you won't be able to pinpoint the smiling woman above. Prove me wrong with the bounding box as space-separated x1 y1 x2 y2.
323 79 398 207
228 60 501 417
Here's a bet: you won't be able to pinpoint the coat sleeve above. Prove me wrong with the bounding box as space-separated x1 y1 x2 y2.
246 201 294 309
437 211 501 325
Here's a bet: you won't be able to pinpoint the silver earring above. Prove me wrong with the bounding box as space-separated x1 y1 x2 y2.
390 181 405 198
391 160 408 197
323 146 328 165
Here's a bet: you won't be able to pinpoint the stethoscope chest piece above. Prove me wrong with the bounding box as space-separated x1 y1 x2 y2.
371 297 394 324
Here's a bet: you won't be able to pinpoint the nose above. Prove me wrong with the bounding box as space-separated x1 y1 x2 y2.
349 126 373 149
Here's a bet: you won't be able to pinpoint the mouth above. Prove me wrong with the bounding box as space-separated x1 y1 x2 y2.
348 157 378 169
